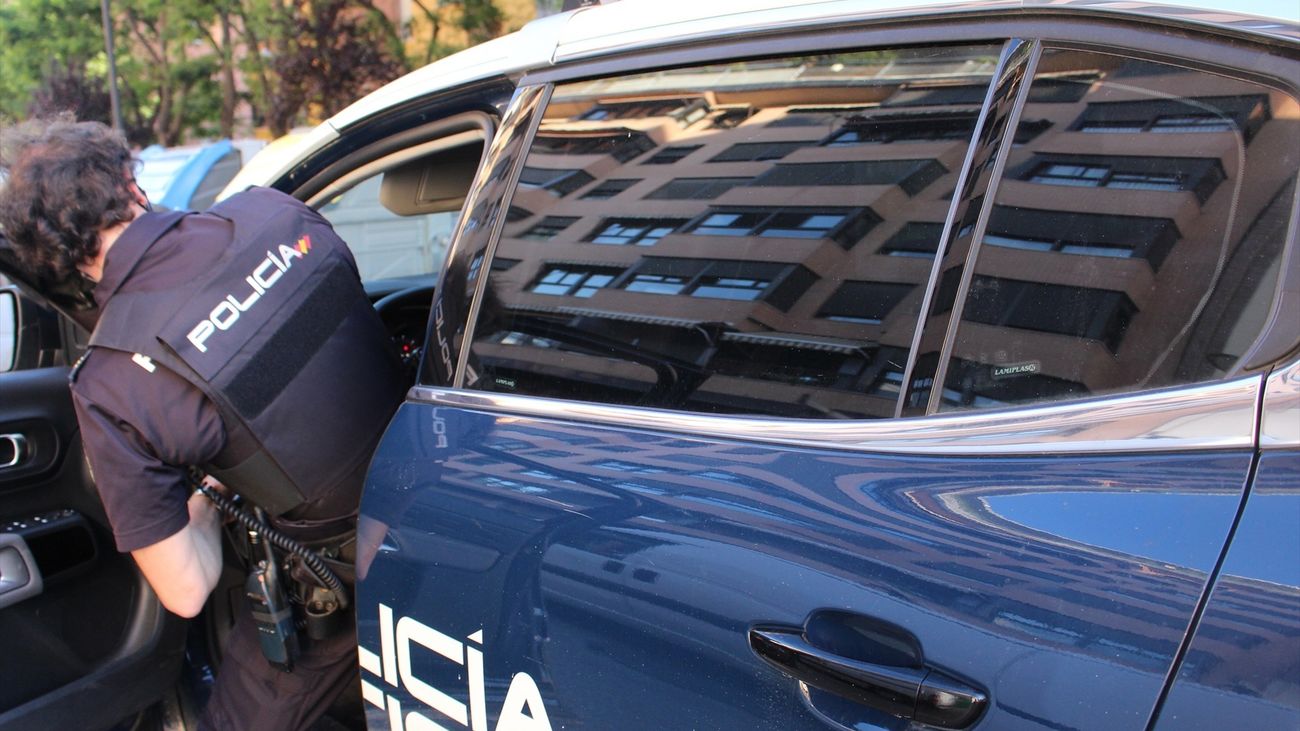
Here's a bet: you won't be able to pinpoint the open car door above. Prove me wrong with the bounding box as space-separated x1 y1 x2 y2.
0 268 188 730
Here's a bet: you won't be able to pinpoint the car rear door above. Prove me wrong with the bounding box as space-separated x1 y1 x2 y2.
356 10 1300 731
0 285 188 730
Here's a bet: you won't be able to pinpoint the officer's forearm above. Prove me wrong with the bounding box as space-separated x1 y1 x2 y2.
186 492 224 598
131 493 224 618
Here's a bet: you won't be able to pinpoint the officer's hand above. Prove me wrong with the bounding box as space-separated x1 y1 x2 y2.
200 475 229 496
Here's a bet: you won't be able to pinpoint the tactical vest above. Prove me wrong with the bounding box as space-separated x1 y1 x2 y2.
87 194 404 515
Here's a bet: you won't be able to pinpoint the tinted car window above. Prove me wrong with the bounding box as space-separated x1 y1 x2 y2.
937 50 1299 410
467 44 1003 418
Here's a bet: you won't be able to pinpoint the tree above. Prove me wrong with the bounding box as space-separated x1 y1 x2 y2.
0 0 505 144
25 61 114 126
117 0 223 145
233 0 409 137
407 0 508 66
0 0 106 123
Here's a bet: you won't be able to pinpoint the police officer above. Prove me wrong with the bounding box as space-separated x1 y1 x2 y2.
0 120 405 730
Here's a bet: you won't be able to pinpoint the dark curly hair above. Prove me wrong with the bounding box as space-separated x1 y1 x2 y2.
0 120 138 285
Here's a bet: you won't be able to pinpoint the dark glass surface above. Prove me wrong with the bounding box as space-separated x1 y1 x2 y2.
939 50 1299 412
471 44 1003 419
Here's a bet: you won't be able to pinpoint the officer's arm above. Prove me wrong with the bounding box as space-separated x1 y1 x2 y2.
131 491 224 618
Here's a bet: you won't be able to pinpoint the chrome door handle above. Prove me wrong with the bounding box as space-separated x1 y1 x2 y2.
750 627 987 729
1 433 28 468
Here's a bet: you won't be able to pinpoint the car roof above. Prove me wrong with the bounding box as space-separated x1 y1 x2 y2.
336 0 1297 127
223 0 1298 200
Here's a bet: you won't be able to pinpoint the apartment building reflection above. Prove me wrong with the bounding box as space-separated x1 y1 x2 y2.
470 46 1299 418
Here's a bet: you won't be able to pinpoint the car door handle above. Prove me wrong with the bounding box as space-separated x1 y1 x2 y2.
749 627 987 729
0 533 44 609
0 433 28 469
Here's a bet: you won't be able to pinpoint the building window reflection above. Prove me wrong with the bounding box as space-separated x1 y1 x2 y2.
685 206 879 246
531 265 624 298
522 216 580 240
581 178 637 200
641 145 702 164
709 141 807 162
518 167 595 196
646 177 750 200
818 281 915 324
587 218 687 246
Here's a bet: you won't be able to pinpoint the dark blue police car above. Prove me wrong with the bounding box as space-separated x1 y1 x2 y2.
2 1 1297 729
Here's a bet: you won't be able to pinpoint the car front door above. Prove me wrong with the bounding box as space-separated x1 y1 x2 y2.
0 283 189 731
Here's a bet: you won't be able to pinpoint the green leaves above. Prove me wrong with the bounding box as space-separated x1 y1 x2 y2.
1 0 512 144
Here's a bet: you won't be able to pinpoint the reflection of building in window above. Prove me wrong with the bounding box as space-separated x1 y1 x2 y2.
709 141 807 162
752 159 946 195
641 145 702 164
710 107 753 129
580 178 637 200
532 131 657 161
824 114 976 145
619 257 817 310
692 277 770 301
880 222 944 258
578 98 702 121
1071 95 1268 139
467 254 520 283
1017 154 1225 201
521 216 580 240
962 276 1138 353
685 206 879 247
982 206 1180 268
576 98 711 127
884 84 989 107
646 177 750 200
586 218 688 246
518 167 596 196
818 281 915 324
942 358 1089 409
709 337 875 389
531 265 624 298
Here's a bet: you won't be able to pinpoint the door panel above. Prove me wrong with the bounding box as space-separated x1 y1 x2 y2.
1151 450 1300 730
357 403 1250 730
0 357 186 729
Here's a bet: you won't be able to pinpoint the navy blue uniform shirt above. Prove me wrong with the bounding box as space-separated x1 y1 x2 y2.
71 212 236 552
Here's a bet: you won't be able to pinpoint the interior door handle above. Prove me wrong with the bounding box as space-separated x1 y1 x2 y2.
750 627 987 729
0 533 44 609
1 433 28 468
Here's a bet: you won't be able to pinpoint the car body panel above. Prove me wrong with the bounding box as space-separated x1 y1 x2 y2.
358 402 1253 730
1151 450 1300 729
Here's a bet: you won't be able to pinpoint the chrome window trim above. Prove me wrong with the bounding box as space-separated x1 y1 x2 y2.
455 84 553 388
1261 359 1300 449
410 374 1262 455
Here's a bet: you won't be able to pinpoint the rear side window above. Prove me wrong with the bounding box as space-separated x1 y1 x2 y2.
466 43 1298 420
933 50 1298 411
467 45 1003 418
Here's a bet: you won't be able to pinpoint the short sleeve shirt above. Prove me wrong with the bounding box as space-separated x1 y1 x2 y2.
71 212 235 552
